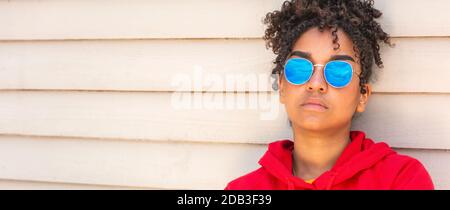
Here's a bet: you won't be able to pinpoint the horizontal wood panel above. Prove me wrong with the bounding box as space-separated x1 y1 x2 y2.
0 179 148 190
0 39 274 92
0 136 267 189
1 38 450 93
0 0 449 40
0 136 447 189
0 91 449 149
0 0 274 40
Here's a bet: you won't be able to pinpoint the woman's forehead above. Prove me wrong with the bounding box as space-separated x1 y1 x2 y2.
291 29 357 62
292 27 356 58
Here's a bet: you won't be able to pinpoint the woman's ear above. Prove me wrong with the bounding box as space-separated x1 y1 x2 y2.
356 83 372 113
278 74 286 104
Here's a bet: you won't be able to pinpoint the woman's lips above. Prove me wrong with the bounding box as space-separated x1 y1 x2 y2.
301 103 328 111
301 98 329 111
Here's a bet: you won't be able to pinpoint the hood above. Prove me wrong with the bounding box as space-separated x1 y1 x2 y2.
258 131 396 190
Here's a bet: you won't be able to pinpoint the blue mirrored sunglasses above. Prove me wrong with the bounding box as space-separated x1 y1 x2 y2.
284 57 355 88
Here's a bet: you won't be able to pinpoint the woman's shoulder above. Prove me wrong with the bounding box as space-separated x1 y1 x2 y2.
376 150 434 189
377 149 427 172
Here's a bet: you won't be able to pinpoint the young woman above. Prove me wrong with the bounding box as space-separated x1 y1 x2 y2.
225 0 434 190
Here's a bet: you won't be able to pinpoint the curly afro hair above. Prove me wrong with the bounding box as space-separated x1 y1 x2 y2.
263 0 393 94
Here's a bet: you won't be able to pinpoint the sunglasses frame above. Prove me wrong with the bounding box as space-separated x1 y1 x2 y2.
283 57 356 88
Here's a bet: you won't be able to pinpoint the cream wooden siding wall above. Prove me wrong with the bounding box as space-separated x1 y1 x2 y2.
0 0 449 189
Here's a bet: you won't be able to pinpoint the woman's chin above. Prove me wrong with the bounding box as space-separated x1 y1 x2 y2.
295 120 330 131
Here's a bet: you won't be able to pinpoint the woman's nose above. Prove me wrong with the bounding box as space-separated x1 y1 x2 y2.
305 65 328 93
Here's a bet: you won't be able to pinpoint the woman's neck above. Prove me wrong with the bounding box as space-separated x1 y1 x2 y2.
291 125 351 180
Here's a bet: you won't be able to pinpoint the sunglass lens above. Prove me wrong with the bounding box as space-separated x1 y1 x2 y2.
284 58 313 85
324 61 353 88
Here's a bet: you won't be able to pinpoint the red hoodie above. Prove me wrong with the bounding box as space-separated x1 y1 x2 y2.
225 131 434 190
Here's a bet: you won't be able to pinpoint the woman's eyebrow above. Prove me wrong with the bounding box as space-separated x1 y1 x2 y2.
288 51 312 59
330 54 355 62
289 51 355 62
